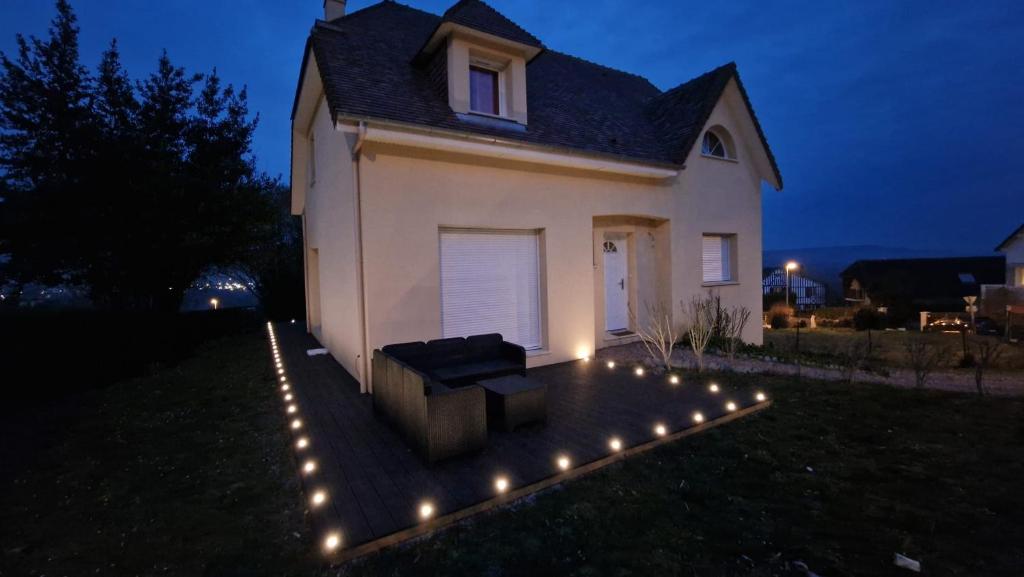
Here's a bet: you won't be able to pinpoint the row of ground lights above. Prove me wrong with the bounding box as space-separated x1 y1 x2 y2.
484 358 770 500
271 328 769 556
594 356 766 418
266 323 342 555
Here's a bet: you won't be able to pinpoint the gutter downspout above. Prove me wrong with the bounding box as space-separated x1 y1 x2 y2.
352 121 370 394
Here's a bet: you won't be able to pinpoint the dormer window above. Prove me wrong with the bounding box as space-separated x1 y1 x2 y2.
701 126 736 160
470 66 500 115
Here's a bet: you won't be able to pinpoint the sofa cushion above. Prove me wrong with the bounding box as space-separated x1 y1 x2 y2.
430 359 522 384
382 341 427 366
466 333 504 361
424 337 469 368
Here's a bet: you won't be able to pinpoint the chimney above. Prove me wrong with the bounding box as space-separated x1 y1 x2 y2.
324 0 346 20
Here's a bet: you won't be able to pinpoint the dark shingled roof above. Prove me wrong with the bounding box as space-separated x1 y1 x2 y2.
840 256 1006 304
302 0 782 184
439 0 542 48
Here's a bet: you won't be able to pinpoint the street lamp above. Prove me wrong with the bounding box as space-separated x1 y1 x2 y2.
784 261 798 308
210 298 219 310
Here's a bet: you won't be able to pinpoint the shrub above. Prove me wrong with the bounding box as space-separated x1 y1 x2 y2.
903 336 949 388
767 303 793 329
853 307 885 331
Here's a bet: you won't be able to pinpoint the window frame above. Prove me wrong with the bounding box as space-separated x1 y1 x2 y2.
701 233 738 285
700 128 737 161
468 59 505 117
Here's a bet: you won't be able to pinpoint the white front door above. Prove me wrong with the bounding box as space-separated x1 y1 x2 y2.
603 238 629 331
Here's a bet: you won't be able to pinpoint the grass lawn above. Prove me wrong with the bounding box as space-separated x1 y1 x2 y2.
4 329 1023 576
764 327 1024 371
347 373 1024 577
0 327 317 576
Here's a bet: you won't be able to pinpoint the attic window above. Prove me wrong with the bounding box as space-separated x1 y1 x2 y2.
470 66 500 115
701 128 735 160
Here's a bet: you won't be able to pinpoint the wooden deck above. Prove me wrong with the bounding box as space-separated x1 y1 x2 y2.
268 322 770 561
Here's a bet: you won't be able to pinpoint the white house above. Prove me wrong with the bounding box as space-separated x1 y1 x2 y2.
291 0 783 392
762 267 828 310
996 224 1024 288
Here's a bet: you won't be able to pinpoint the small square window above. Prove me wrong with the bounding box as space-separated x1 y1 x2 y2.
702 234 736 283
470 66 499 115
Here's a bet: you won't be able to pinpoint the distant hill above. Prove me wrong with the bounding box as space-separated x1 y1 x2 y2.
762 245 996 303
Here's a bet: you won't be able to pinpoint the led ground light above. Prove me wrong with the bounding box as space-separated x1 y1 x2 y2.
267 322 341 555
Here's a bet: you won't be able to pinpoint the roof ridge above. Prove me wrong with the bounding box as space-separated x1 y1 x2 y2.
657 62 735 99
543 49 656 89
321 0 438 25
852 255 1003 264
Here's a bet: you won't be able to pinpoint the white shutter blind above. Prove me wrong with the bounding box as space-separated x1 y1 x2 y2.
702 235 732 282
440 230 542 349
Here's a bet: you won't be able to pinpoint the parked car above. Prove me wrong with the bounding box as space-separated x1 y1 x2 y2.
923 317 968 333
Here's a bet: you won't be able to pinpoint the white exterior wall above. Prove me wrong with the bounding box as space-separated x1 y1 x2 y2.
357 148 675 372
1002 235 1024 287
302 99 365 381
298 80 773 391
672 79 768 344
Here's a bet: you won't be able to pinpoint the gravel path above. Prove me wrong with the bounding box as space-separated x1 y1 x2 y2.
598 342 1024 397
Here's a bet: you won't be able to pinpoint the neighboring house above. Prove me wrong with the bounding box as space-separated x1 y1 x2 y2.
981 223 1024 317
762 267 828 310
841 257 1005 313
291 0 783 392
996 223 1024 288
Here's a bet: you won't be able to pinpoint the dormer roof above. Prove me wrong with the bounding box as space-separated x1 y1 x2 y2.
439 0 542 48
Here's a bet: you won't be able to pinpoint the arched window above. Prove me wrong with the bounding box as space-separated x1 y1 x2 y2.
701 128 735 160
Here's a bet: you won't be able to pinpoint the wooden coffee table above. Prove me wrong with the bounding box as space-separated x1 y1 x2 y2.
477 375 547 432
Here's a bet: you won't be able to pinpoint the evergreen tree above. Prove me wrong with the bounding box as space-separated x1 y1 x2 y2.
0 0 93 284
0 0 281 312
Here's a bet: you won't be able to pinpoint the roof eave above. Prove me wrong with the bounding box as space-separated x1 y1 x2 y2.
413 21 544 64
332 112 682 177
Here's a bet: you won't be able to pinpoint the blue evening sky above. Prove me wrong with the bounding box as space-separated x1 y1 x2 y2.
2 0 1022 253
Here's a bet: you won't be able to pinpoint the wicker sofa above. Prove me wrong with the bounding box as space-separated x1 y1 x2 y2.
371 334 526 463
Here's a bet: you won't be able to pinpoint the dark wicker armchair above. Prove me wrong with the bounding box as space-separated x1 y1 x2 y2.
371 352 487 464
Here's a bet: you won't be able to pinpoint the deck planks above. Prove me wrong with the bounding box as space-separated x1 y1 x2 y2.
271 323 766 554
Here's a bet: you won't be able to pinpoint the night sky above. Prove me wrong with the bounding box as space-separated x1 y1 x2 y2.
2 0 1022 253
